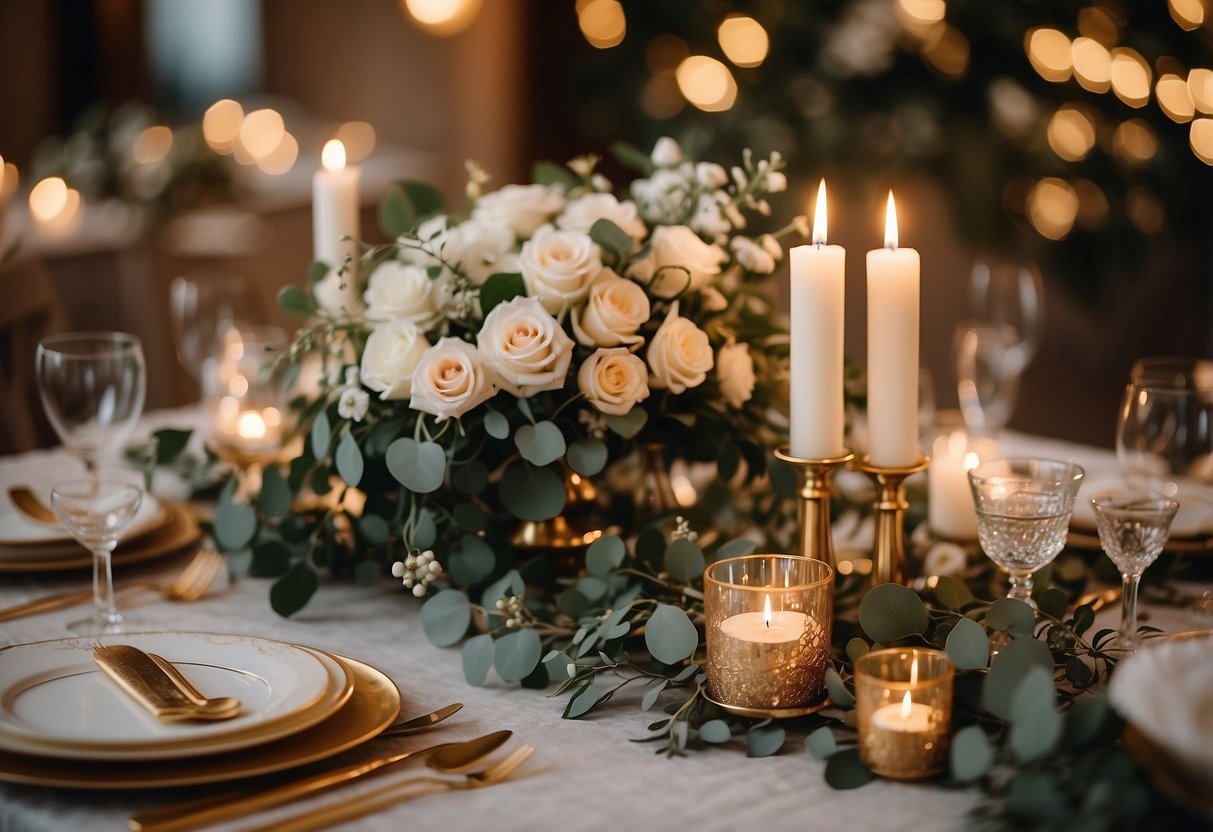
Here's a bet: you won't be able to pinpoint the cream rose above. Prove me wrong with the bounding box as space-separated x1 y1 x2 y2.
641 225 728 298
571 270 650 349
473 183 565 238
408 337 496 420
579 348 650 416
717 342 756 408
363 261 443 329
477 295 574 397
359 320 431 401
518 226 603 315
647 301 714 393
556 193 647 242
450 218 517 284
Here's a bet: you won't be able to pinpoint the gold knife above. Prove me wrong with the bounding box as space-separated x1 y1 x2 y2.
92 645 238 722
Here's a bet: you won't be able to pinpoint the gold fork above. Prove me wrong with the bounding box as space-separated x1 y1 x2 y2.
0 549 224 622
246 746 536 832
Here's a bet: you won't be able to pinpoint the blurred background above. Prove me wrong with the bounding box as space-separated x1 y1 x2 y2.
1 0 1210 453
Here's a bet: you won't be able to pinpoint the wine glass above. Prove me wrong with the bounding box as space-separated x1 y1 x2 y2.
968 458 1085 605
968 260 1044 370
170 274 246 397
1116 382 1213 507
36 332 147 480
954 322 1021 438
1091 493 1178 651
50 480 143 634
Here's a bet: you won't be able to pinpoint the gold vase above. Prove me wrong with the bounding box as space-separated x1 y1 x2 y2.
637 441 682 518
510 465 604 569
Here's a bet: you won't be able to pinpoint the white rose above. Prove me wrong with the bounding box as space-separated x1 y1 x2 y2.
473 183 565 238
579 348 650 416
641 225 728 298
646 301 714 393
717 342 756 409
729 236 777 275
650 137 683 167
453 219 517 284
363 261 444 330
571 270 650 349
360 320 431 401
518 226 603 314
924 542 968 578
556 193 647 242
477 295 574 397
409 337 496 420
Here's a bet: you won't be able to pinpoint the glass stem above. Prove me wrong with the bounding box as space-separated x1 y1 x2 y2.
1121 573 1141 650
83 455 99 485
92 547 121 625
1007 570 1034 605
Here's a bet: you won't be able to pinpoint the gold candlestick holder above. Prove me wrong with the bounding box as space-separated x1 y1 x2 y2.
774 446 854 572
850 454 929 586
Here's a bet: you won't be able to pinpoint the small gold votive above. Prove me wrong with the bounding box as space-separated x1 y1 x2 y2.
855 647 954 780
704 555 833 716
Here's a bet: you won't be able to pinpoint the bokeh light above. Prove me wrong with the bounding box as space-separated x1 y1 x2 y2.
238 109 286 162
641 76 685 119
202 99 244 154
923 24 969 79
336 121 376 162
1112 119 1158 165
1109 49 1151 107
1189 68 1213 113
403 0 482 36
1157 73 1196 122
645 35 689 73
895 0 945 33
675 55 738 112
1191 118 1213 164
1127 187 1165 233
1072 37 1112 93
577 0 626 49
1047 105 1097 161
29 177 68 221
717 15 769 68
1077 6 1120 46
133 125 174 165
1027 177 1079 240
256 131 299 175
1072 178 1109 230
1168 0 1205 30
1026 28 1072 83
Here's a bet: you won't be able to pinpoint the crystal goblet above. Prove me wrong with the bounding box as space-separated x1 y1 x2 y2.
50 480 143 635
1091 493 1178 651
968 458 1085 605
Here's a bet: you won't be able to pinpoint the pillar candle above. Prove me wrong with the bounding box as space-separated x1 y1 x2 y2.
927 431 997 540
866 192 920 467
788 180 846 459
312 139 362 314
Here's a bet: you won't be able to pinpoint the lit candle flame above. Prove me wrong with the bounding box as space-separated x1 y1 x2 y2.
900 689 913 719
812 179 828 246
964 451 980 471
237 410 268 440
910 655 919 686
884 191 899 250
322 139 347 173
763 595 772 629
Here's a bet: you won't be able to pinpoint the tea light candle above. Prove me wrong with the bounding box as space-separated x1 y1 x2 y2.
855 648 953 779
928 432 996 541
720 596 809 644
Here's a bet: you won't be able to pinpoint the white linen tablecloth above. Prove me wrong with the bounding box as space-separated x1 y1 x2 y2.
0 415 1207 832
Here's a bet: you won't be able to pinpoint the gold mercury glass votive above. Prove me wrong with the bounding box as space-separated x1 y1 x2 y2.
704 555 833 717
854 647 954 780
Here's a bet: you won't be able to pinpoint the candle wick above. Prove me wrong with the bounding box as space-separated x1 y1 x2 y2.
764 619 770 629
815 241 824 251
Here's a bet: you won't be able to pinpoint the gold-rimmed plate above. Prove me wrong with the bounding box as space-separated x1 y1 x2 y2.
0 491 168 549
0 502 200 572
0 632 348 760
0 652 399 789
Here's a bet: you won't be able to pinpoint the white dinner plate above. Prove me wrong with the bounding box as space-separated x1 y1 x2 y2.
0 490 166 549
1070 470 1213 539
0 632 345 761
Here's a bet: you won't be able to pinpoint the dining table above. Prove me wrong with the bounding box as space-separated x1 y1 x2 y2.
1 407 1209 832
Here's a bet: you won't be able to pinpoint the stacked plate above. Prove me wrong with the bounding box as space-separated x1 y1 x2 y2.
0 632 401 788
0 491 202 572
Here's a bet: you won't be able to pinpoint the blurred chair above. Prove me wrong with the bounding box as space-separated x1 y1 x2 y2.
0 255 68 453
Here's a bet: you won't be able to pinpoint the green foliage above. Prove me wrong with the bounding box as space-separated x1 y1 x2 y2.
499 462 565 520
566 438 608 477
214 480 257 552
515 420 566 466
479 272 526 317
945 617 989 670
494 628 543 682
746 723 785 757
698 719 731 744
379 180 444 236
950 725 993 783
421 590 471 647
805 726 836 759
269 562 318 617
335 428 364 486
386 438 446 493
277 285 314 318
663 538 704 584
532 160 577 188
858 583 928 642
824 749 874 790
645 604 699 664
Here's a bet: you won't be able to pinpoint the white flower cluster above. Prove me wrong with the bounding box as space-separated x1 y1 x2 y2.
336 137 788 422
391 548 443 597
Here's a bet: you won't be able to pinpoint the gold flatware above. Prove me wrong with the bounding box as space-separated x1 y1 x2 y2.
377 702 462 737
0 548 224 622
248 745 536 832
8 486 58 524
147 653 241 717
128 729 513 832
92 645 240 723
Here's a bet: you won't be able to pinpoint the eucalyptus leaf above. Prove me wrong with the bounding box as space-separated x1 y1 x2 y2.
358 514 390 544
824 749 874 790
307 260 329 284
945 617 990 670
258 465 293 519
1009 667 1062 763
1064 691 1109 748
269 562 318 617
699 719 732 744
557 588 591 618
481 569 525 611
606 408 647 439
277 284 314 318
589 218 634 259
609 140 656 175
586 535 625 578
386 438 446 493
1006 771 1068 821
715 538 757 559
335 428 364 486
452 459 489 495
353 560 379 587
484 409 510 440
215 493 257 553
576 576 607 602
152 428 191 464
494 627 543 682
515 420 566 467
663 538 705 584
805 726 837 759
566 438 608 477
499 462 565 521
448 535 496 585
747 724 786 757
824 667 854 708
532 160 577 188
983 637 1053 720
479 272 526 317
987 598 1036 637
420 590 472 647
641 680 668 712
564 683 602 719
644 604 698 664
1035 587 1069 620
250 540 290 577
462 633 495 686
452 502 486 533
933 575 975 610
310 411 331 459
413 508 437 550
950 725 994 783
858 583 929 643
845 637 870 664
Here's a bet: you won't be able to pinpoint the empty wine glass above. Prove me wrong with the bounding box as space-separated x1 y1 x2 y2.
968 260 1044 369
171 273 247 396
954 323 1021 438
1091 493 1178 651
36 332 147 480
1117 382 1213 508
50 480 143 634
968 458 1085 605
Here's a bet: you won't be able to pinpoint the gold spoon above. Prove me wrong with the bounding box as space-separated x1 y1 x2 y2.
8 486 58 524
148 654 242 719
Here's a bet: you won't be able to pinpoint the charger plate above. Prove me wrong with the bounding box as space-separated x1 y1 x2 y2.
0 652 399 789
0 492 167 548
0 502 200 572
0 632 345 760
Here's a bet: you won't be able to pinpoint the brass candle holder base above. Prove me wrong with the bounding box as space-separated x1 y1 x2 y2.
774 446 854 572
704 690 831 720
850 454 929 587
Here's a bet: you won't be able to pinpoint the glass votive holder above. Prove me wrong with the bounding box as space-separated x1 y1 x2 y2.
704 555 833 717
855 647 954 780
209 324 291 464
